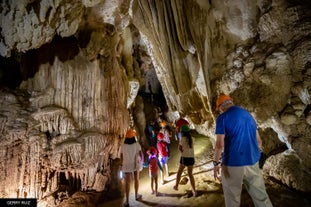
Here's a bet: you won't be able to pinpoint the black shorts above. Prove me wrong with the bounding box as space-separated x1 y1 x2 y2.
180 157 195 166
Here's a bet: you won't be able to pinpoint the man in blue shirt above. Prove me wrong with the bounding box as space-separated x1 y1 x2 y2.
213 95 273 207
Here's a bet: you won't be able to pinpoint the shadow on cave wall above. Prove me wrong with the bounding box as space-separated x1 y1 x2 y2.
0 54 22 89
20 35 80 81
0 29 95 89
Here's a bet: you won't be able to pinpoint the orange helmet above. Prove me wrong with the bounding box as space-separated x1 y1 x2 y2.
160 121 167 127
125 128 136 138
157 132 165 140
216 95 233 112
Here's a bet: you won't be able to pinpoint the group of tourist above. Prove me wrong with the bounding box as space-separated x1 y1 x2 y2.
120 94 274 207
120 112 195 207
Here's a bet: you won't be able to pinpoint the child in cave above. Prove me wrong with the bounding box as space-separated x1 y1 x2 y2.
156 132 170 184
143 147 163 196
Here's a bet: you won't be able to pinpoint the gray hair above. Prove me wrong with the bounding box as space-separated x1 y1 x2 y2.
220 99 233 109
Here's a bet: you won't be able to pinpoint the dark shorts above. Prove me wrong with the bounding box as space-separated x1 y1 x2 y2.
180 157 195 166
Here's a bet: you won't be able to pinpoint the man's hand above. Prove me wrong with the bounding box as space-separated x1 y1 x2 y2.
213 165 221 180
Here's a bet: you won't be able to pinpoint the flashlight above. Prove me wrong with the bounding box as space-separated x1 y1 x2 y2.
119 170 123 179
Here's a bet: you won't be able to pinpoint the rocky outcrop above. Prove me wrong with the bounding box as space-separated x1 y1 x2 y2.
0 0 311 205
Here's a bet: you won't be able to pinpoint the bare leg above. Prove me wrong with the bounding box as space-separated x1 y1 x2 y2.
165 163 169 177
134 171 141 200
187 166 196 196
151 177 154 194
124 172 132 204
174 164 185 190
155 176 158 195
160 167 164 184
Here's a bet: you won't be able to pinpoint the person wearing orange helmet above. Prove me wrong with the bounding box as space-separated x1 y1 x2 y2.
159 120 172 159
215 94 233 113
213 95 273 207
120 128 143 207
159 121 171 144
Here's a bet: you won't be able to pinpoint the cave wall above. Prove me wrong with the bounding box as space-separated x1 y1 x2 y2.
0 0 311 205
0 25 131 205
0 1 134 204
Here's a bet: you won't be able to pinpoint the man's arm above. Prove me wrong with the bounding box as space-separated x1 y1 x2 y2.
213 134 224 180
214 134 224 162
256 130 262 150
139 150 143 158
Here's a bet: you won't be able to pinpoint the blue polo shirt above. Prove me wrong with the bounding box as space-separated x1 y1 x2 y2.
215 106 261 166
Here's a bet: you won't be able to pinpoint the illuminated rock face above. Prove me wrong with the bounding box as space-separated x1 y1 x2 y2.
0 0 311 205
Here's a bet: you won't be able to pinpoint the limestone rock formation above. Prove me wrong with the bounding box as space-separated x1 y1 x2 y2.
0 0 311 205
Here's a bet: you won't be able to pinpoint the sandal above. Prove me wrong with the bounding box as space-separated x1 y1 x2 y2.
136 194 142 200
123 202 129 207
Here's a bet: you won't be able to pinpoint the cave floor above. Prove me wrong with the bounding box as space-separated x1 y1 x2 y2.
96 132 311 207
